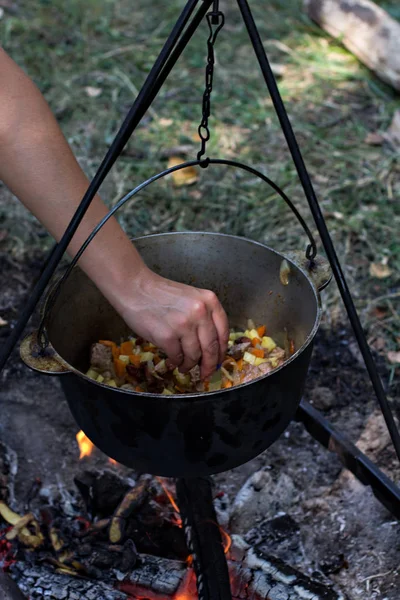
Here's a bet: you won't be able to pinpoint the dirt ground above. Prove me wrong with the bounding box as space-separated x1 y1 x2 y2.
0 251 399 600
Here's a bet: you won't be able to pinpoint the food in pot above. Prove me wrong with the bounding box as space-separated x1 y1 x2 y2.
85 320 293 394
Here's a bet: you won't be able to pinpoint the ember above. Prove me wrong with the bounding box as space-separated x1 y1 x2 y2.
0 528 17 570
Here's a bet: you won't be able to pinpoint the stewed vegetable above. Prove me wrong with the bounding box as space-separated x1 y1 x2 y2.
85 320 293 394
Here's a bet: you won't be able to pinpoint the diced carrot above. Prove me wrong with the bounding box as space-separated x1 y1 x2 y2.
135 385 142 392
250 348 264 358
142 344 154 352
251 337 261 347
236 358 244 372
120 341 133 355
289 339 295 355
257 325 266 338
204 380 210 392
99 340 116 349
222 380 233 389
114 358 127 378
129 354 141 367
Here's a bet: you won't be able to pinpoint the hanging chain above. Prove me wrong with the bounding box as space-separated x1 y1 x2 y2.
197 3 225 166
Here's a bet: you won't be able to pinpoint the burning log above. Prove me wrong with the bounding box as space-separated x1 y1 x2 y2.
8 543 345 600
109 478 149 544
74 470 132 519
304 0 400 92
9 563 128 600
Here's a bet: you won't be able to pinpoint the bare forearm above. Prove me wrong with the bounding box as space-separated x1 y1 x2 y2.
0 48 229 376
0 48 145 307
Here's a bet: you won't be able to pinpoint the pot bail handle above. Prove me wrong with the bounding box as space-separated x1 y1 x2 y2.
37 158 318 349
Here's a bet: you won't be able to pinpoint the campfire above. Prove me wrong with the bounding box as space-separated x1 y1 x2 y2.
0 433 343 600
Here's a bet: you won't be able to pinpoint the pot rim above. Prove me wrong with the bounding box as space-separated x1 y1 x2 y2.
44 231 322 399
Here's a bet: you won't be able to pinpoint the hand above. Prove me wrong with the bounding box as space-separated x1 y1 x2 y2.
115 267 229 380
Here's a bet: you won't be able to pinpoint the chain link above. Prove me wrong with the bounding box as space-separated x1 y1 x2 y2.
197 8 225 166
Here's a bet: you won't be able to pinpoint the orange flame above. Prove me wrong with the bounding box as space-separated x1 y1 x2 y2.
220 525 232 555
76 430 94 459
109 458 117 465
156 477 180 513
156 477 182 526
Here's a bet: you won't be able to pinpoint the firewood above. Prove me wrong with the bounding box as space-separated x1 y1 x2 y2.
0 502 44 549
304 0 400 92
49 527 64 553
5 513 34 541
0 502 23 526
109 480 149 544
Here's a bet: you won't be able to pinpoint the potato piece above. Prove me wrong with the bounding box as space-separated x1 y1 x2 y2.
261 336 277 353
229 331 245 341
96 374 105 383
118 355 130 364
243 351 257 365
86 368 99 380
173 368 191 387
254 357 268 366
140 351 155 363
248 329 260 340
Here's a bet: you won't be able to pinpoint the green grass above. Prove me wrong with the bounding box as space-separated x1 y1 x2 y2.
0 0 399 391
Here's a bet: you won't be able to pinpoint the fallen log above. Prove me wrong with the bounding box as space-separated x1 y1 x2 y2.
9 564 128 600
304 0 400 92
10 549 345 600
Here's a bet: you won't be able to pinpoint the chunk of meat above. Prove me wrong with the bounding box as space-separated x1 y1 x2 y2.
270 347 285 361
126 364 143 385
228 341 251 360
235 336 251 345
241 364 262 383
241 361 274 383
144 366 164 393
90 343 114 374
258 362 273 375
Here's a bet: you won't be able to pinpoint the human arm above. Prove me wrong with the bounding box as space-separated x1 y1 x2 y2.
0 48 229 378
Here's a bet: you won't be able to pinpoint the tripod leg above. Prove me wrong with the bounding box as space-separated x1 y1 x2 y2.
237 0 400 463
176 478 232 600
0 0 214 372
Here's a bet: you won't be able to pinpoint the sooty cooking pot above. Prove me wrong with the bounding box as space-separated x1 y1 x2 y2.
21 232 329 477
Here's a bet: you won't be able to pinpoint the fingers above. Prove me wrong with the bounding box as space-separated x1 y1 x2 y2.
156 327 184 369
208 296 230 363
179 330 202 373
173 290 228 379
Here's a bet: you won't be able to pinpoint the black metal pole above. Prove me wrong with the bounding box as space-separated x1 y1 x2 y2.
297 400 400 519
237 0 400 463
176 478 232 600
0 0 214 372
